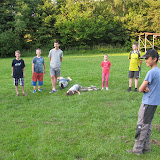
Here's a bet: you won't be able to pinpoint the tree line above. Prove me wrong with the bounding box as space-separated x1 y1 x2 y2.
0 0 160 57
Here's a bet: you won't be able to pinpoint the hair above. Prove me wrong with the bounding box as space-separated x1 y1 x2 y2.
36 48 41 51
133 43 138 46
66 91 74 96
104 54 108 57
54 41 59 44
146 49 159 62
15 50 21 54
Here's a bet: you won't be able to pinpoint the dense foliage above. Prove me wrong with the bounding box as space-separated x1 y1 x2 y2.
0 0 160 57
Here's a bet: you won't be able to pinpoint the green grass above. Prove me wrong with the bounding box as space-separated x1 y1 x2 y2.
1 53 160 160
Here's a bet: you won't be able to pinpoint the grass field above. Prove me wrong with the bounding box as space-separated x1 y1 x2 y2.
1 53 160 160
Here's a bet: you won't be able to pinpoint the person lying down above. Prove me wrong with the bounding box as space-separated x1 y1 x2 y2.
57 76 72 89
66 84 99 96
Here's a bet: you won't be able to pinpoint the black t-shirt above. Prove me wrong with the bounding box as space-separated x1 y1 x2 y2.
12 59 25 78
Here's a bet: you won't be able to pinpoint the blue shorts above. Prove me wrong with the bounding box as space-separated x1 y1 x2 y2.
13 78 24 86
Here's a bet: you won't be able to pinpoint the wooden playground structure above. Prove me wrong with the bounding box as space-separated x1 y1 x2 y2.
138 32 160 52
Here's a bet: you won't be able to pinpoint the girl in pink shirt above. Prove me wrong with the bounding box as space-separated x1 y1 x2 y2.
101 54 111 90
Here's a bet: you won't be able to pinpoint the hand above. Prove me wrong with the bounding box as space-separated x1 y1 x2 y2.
144 86 150 92
11 73 13 77
23 73 25 78
44 70 46 74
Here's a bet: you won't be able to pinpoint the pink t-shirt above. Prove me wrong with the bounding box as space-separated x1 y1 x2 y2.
101 61 111 74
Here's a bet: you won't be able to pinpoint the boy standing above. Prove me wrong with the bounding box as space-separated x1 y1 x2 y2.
127 49 160 156
31 48 46 93
11 50 27 96
48 41 63 93
127 43 143 92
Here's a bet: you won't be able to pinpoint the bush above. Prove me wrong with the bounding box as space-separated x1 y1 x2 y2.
0 30 20 57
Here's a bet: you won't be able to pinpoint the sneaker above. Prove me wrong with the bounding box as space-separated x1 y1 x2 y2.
33 89 36 93
49 90 58 93
134 88 137 92
106 87 109 90
38 89 42 92
126 149 143 156
127 88 131 92
101 88 104 90
93 88 99 90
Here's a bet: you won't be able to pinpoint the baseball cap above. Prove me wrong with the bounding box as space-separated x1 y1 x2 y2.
141 49 159 60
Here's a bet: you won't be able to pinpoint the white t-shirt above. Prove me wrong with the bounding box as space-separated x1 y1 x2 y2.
69 84 80 92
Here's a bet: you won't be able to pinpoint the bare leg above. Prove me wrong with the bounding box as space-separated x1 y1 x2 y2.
135 78 139 88
15 86 19 95
51 75 57 90
33 86 36 90
22 86 25 94
67 76 72 81
129 78 133 87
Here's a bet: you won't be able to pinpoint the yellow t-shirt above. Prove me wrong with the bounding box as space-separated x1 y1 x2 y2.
129 51 142 71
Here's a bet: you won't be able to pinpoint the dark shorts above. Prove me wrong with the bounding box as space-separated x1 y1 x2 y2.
50 67 61 77
128 71 140 78
13 78 24 86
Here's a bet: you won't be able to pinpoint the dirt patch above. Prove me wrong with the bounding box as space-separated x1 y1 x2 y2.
121 136 131 143
150 139 160 146
153 124 160 131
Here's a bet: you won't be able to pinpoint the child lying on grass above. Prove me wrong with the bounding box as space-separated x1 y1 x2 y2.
57 76 72 89
66 84 99 96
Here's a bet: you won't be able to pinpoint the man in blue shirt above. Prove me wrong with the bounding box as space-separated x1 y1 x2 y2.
127 49 160 156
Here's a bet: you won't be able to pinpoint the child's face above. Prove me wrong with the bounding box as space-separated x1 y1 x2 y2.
36 50 41 56
15 52 21 59
132 44 138 50
145 56 157 67
104 55 108 61
54 43 59 49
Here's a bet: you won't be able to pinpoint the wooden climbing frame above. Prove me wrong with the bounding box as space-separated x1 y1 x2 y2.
138 32 160 52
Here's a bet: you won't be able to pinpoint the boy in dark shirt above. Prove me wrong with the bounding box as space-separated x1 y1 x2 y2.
11 50 27 96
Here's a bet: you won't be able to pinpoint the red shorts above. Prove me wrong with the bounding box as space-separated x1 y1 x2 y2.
32 72 43 86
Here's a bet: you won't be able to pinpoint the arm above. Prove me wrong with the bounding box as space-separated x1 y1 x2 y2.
43 63 46 74
139 80 150 92
50 57 51 61
60 57 62 63
11 67 13 77
23 67 25 78
32 63 34 74
75 90 80 95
